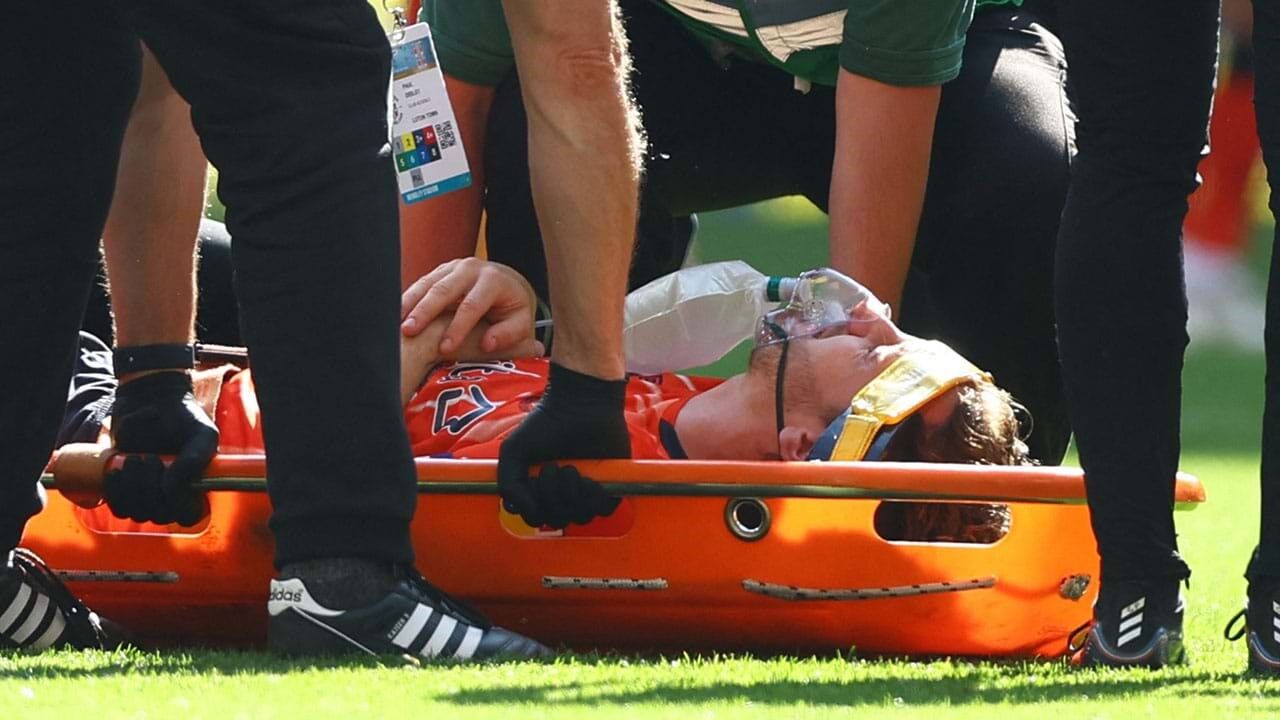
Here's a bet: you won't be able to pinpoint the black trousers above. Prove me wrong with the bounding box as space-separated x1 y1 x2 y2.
1054 1 1220 581
0 1 417 568
484 0 1075 465
1257 0 1280 582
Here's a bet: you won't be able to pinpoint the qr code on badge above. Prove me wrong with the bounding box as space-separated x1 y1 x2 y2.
435 120 457 150
410 168 424 188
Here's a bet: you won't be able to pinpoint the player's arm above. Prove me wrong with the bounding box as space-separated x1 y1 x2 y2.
827 72 940 310
97 48 219 527
104 46 206 360
400 259 543 404
826 0 974 310
500 0 640 380
400 316 544 405
399 73 495 292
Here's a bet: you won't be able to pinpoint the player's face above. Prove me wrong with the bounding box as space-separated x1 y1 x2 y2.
803 308 922 418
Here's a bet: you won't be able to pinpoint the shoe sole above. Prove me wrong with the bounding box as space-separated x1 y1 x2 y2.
1247 632 1280 677
1081 627 1186 669
268 607 548 662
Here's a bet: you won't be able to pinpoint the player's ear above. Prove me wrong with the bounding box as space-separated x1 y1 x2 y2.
778 426 816 461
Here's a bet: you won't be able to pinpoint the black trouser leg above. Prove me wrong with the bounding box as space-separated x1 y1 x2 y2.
0 4 141 552
912 8 1074 464
192 220 242 347
1251 0 1280 581
118 0 416 568
1055 0 1218 581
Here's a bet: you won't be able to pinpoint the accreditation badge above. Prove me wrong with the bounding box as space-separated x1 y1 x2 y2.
389 20 471 203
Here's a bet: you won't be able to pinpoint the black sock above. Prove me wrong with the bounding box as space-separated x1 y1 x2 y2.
280 558 397 609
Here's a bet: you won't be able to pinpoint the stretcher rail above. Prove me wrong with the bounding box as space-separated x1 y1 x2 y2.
42 447 1206 508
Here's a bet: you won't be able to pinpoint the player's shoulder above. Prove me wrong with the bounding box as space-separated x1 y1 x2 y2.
628 371 722 394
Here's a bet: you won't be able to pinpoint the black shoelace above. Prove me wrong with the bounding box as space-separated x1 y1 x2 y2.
1224 608 1248 642
402 570 492 631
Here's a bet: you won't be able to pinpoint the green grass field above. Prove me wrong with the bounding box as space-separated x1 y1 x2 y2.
4 201 1276 717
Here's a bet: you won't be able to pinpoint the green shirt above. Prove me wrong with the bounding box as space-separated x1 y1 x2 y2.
423 0 1014 88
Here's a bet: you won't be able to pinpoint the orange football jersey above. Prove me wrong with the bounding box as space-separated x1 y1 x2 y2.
214 359 721 459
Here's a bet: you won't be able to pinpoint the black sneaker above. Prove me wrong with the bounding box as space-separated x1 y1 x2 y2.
1079 578 1186 668
0 549 110 650
1224 581 1280 677
268 571 551 660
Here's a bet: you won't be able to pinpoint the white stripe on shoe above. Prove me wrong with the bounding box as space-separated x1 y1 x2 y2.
11 594 50 645
391 605 432 650
1119 613 1144 634
27 610 66 650
1116 596 1146 648
421 615 458 658
0 584 32 634
454 626 483 660
1117 627 1143 647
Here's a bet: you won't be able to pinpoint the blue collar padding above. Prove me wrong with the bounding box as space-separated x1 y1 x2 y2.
806 409 902 461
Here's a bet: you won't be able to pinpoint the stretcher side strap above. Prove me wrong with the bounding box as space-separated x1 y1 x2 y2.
742 576 996 601
832 341 992 461
542 576 668 591
56 570 180 584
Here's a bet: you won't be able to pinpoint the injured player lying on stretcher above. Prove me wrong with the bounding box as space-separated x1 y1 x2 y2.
62 261 1030 542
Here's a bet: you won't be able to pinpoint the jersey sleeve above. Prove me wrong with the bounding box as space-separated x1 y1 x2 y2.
839 0 976 86
58 332 117 447
421 0 516 87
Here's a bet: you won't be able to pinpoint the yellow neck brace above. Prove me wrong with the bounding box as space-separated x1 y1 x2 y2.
829 341 992 461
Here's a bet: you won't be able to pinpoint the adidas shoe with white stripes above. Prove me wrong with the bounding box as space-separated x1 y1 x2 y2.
1080 578 1186 668
0 549 110 651
1224 581 1280 677
267 571 551 660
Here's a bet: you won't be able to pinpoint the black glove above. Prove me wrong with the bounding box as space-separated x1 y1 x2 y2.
105 371 218 526
497 363 627 529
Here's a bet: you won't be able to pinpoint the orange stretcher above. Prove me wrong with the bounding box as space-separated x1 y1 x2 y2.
29 447 1205 657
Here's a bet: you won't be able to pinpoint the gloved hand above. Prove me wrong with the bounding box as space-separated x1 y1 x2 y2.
106 371 218 526
497 363 626 529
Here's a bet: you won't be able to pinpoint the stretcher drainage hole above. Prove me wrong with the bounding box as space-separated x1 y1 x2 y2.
873 501 1010 544
725 498 770 541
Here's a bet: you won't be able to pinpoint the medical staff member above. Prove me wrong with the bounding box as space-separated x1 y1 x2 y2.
401 0 1075 464
1058 0 1279 675
0 1 637 659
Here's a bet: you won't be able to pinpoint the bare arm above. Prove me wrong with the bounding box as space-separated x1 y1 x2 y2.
399 73 496 291
103 47 207 374
400 317 450 405
399 259 544 404
399 314 543 405
827 68 941 310
501 0 641 380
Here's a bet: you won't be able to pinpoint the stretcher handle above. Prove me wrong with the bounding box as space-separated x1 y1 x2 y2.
195 343 248 365
47 444 117 509
46 444 1207 508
